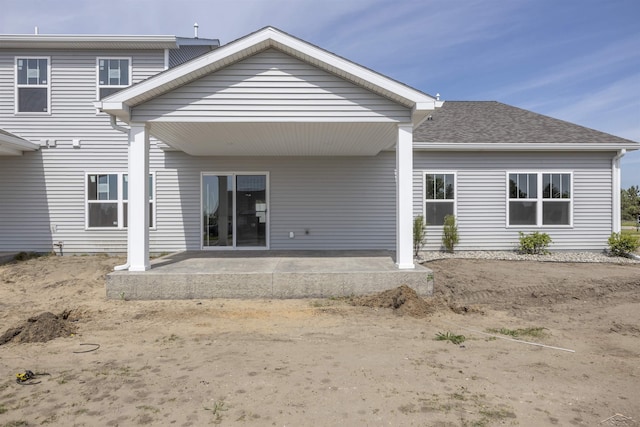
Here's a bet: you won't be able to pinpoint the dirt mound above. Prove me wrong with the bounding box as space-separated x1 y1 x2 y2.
0 311 77 345
351 285 439 318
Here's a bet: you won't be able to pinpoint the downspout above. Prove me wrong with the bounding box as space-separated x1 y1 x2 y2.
612 149 626 233
109 114 131 271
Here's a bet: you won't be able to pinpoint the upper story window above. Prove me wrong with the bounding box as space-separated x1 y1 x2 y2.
16 57 50 113
424 172 456 226
97 58 131 99
508 172 572 227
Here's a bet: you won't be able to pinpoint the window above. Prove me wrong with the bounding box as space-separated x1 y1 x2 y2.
97 58 130 99
16 57 50 113
424 172 456 226
542 173 571 225
87 173 153 229
508 172 572 227
509 173 537 225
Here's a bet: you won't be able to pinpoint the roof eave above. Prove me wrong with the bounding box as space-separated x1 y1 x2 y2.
100 27 436 120
94 101 131 122
0 34 179 49
413 142 640 151
0 131 39 155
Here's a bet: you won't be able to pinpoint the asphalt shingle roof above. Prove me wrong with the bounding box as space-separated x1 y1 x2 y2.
414 101 637 145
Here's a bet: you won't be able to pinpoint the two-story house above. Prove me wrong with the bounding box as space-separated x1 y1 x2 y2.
1 27 637 272
0 33 219 258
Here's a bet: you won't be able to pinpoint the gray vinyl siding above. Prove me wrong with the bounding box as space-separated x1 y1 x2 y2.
132 48 411 123
414 151 615 251
156 152 397 252
0 48 166 253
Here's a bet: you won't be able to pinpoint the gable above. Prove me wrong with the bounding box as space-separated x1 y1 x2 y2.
131 49 411 123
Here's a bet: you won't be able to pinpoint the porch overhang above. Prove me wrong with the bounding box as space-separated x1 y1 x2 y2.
0 129 39 156
94 27 438 157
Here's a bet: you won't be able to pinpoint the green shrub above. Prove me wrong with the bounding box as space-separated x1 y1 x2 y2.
518 232 552 255
607 232 639 256
413 215 426 257
442 214 459 253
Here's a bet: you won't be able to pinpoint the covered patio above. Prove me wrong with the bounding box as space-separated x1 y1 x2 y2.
106 250 434 299
97 27 440 299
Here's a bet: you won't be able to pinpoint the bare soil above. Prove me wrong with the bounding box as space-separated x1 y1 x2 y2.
0 255 639 426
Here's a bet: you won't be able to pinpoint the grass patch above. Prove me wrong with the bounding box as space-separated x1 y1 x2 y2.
205 400 228 424
621 228 639 236
487 327 547 338
435 331 466 344
0 405 7 414
136 405 159 413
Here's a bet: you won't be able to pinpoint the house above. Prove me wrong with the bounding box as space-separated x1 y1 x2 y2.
1 27 637 272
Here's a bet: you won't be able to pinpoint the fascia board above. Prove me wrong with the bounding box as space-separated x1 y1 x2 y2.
0 34 177 49
267 29 435 106
102 27 435 111
101 36 272 106
413 142 640 151
97 101 131 121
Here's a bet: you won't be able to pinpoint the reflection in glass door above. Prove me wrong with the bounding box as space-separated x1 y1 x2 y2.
202 173 267 249
202 175 233 247
236 175 267 247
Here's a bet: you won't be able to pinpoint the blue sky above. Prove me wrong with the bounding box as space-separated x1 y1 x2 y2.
3 0 639 187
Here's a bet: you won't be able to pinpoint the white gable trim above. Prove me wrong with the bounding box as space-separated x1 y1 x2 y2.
97 27 436 123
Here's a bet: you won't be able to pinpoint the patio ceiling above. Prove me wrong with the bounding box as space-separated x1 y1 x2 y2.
149 121 398 156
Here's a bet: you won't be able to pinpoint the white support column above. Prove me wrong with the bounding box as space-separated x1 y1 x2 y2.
396 123 415 269
128 123 150 271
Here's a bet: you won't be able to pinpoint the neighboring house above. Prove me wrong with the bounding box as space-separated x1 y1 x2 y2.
0 27 637 270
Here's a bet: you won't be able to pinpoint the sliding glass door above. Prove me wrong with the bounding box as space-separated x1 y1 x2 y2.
202 173 267 249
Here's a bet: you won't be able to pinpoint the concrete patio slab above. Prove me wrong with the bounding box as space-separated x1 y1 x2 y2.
106 250 434 300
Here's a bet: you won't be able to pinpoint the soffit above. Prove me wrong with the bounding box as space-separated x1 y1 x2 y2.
149 122 397 156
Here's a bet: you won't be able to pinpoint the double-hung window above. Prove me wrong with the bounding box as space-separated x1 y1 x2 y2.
508 172 572 227
16 57 50 113
424 172 456 226
97 58 131 99
87 173 154 229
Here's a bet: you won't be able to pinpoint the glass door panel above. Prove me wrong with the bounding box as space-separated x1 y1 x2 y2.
236 175 267 247
202 175 233 247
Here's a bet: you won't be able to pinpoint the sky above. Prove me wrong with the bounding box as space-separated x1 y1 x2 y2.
2 0 639 187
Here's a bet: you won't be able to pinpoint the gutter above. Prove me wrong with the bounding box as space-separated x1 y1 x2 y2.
109 114 131 272
413 142 640 151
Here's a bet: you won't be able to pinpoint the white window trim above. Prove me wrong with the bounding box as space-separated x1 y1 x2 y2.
85 171 155 230
506 171 573 228
422 171 457 227
15 56 51 115
96 57 132 100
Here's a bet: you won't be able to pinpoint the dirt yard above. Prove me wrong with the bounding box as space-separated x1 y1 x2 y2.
0 254 639 426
